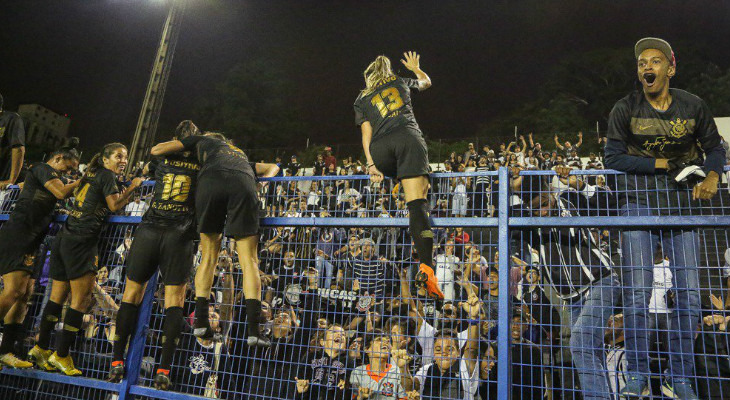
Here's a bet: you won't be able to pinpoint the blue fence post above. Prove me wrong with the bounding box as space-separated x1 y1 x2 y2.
118 274 159 400
496 167 512 400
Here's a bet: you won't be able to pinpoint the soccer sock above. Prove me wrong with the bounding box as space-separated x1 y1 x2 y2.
37 300 63 350
158 307 183 371
112 302 139 363
245 299 263 337
194 297 210 328
407 199 434 268
55 307 83 358
0 323 22 355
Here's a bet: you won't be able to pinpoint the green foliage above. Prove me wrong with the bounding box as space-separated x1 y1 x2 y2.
477 44 730 151
193 57 308 159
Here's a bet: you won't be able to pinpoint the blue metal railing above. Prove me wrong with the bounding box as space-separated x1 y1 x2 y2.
0 166 728 400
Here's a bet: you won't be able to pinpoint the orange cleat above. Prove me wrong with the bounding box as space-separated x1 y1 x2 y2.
415 263 444 300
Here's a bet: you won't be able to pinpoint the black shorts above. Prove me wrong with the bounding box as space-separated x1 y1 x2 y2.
0 227 46 277
49 234 99 281
196 171 260 238
369 128 430 180
125 224 195 286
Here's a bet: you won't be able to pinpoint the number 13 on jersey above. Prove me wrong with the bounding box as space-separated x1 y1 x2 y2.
371 87 404 118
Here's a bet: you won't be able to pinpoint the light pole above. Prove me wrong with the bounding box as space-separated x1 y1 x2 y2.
127 0 187 174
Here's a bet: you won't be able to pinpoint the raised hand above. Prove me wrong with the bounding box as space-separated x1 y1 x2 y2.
368 165 384 184
400 51 421 72
357 386 372 399
295 377 310 394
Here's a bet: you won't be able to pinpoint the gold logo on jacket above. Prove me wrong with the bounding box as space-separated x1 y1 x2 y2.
669 118 689 138
23 254 36 267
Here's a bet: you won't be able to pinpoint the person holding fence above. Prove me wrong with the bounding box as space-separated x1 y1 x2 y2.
355 51 444 302
151 132 279 348
0 143 80 369
31 143 142 375
604 37 725 399
106 121 202 389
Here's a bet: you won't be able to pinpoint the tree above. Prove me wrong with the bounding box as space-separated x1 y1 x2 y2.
194 57 308 160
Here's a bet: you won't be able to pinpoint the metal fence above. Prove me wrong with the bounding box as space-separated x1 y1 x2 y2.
1 167 729 400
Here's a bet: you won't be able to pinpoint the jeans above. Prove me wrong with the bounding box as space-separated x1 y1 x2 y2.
569 273 622 400
315 255 334 289
620 203 700 379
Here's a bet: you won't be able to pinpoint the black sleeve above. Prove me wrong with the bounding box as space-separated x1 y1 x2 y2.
354 97 367 126
400 77 420 90
100 170 121 197
35 165 59 186
180 135 204 151
695 100 725 176
250 162 259 179
604 101 656 174
6 114 25 148
605 100 632 142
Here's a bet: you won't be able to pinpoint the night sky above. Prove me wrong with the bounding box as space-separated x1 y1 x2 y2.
1 0 729 153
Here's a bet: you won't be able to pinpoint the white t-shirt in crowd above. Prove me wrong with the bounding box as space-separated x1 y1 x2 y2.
125 200 149 217
435 254 460 301
649 259 673 314
417 320 468 366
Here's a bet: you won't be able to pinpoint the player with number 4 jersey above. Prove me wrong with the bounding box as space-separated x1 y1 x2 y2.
108 120 201 390
355 52 443 301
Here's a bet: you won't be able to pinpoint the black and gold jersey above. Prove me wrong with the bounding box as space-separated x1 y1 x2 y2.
62 168 119 237
606 88 723 172
142 154 200 232
0 111 26 181
353 76 422 140
180 135 255 179
3 163 60 234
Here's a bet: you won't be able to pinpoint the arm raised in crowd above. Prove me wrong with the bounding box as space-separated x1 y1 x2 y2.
461 295 481 375
554 134 564 150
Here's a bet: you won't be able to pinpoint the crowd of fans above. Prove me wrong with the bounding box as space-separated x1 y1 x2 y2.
0 133 729 400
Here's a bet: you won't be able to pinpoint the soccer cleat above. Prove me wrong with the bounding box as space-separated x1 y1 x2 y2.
0 352 33 369
247 335 271 348
661 378 699 400
193 317 219 341
620 375 650 398
27 345 56 371
48 352 82 376
153 369 172 390
107 360 125 383
415 263 444 300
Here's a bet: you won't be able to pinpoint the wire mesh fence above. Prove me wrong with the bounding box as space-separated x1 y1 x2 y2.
0 167 729 400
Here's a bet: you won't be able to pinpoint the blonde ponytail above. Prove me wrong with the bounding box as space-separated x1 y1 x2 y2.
362 55 394 96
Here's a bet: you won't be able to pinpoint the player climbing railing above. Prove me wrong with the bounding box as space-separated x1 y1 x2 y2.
0 167 729 400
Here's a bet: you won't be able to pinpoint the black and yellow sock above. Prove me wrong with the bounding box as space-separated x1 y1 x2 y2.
55 307 83 358
407 199 434 267
37 300 63 350
158 307 183 371
112 302 139 363
0 323 22 355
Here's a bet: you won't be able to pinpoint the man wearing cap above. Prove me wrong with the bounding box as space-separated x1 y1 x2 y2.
605 37 725 399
